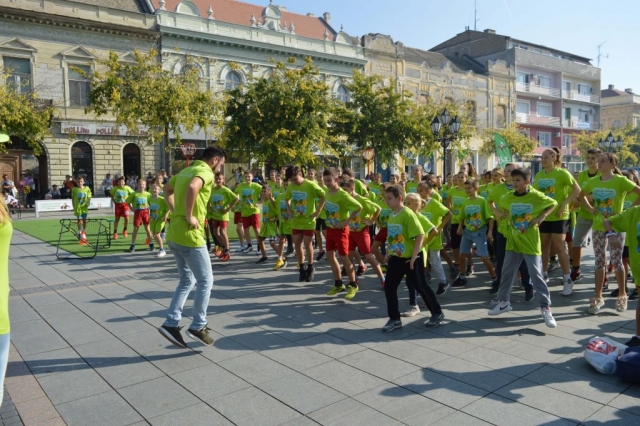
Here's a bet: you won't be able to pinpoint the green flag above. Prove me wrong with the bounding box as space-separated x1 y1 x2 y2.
494 133 512 166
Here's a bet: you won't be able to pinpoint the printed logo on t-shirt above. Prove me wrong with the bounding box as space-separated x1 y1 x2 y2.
150 203 160 220
262 204 269 224
624 200 632 210
379 208 392 227
452 196 465 215
593 188 616 218
349 215 364 232
76 191 87 205
241 188 255 207
279 200 291 220
387 223 406 256
211 194 225 211
370 187 381 197
324 201 340 227
421 211 432 222
464 205 482 231
135 196 148 209
509 203 533 234
480 190 488 198
537 178 556 199
291 191 308 216
114 189 128 203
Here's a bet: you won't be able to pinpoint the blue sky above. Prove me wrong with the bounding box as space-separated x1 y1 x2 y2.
275 0 639 91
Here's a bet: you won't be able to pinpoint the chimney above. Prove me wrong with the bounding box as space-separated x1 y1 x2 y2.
484 29 496 34
323 12 331 24
625 88 633 93
608 84 615 90
306 12 315 17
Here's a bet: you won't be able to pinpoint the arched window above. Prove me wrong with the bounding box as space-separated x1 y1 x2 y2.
123 144 141 178
336 85 349 103
225 71 242 90
71 141 94 193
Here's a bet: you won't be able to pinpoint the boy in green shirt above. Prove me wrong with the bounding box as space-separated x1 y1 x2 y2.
371 183 392 268
310 170 328 262
274 179 292 270
71 176 91 244
110 176 134 240
235 171 263 253
149 184 169 257
209 172 239 262
447 172 470 278
126 179 153 253
489 169 558 328
256 185 278 264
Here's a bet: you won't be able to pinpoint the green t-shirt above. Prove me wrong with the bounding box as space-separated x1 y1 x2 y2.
267 181 280 198
166 160 214 248
324 188 362 229
210 186 238 222
110 186 134 204
72 186 92 214
582 174 637 231
235 182 262 218
417 214 435 266
609 205 640 280
316 183 328 220
406 181 420 194
0 220 12 334
498 189 557 255
577 169 600 220
149 196 167 222
285 179 325 230
275 193 293 235
431 191 442 203
488 182 514 235
440 184 450 202
355 179 368 197
448 187 467 224
624 191 639 211
350 193 379 232
421 198 449 250
259 200 277 238
376 198 392 229
458 197 493 232
533 167 576 221
387 207 425 259
368 182 383 201
479 183 494 199
127 191 151 210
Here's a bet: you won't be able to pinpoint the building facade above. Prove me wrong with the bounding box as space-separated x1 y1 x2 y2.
0 0 159 196
431 29 601 173
362 33 515 178
601 84 640 130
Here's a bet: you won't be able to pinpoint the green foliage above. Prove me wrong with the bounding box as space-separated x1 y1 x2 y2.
0 70 54 154
576 126 640 166
480 123 536 160
222 57 339 167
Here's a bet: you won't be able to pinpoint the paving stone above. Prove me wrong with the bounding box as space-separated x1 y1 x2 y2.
145 346 211 376
22 292 67 308
608 384 640 416
372 340 451 368
458 346 545 377
406 331 478 357
260 344 332 373
307 398 403 426
257 372 346 414
294 333 367 359
209 387 300 426
74 338 140 367
4 375 44 404
21 348 87 377
305 361 386 396
32 302 82 319
10 320 69 356
45 312 114 346
56 391 143 426
38 368 111 405
462 393 576 426
427 356 518 392
95 356 165 389
13 397 59 425
118 376 199 419
218 352 294 385
148 402 233 426
429 411 492 426
279 417 319 426
171 364 250 401
340 349 421 382
583 405 640 425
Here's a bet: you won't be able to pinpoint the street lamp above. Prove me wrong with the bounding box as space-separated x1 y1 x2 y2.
430 108 461 184
598 132 623 152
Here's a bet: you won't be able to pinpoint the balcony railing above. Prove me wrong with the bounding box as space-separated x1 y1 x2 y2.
562 118 596 130
516 113 561 127
562 90 600 103
516 82 561 97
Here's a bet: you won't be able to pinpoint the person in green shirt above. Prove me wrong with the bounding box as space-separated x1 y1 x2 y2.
285 165 325 282
71 176 92 244
274 179 293 270
533 147 581 293
309 169 327 262
371 183 392 268
382 185 444 332
256 185 279 264
406 164 423 194
447 172 470 279
368 173 383 202
389 173 400 186
0 196 12 406
621 170 640 300
267 169 280 197
605 205 640 347
323 169 363 299
126 179 153 253
110 176 134 240
235 171 263 253
209 172 239 262
149 184 169 258
159 145 226 349
489 168 558 328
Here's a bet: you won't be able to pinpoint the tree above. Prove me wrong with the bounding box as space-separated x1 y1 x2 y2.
576 126 640 166
479 123 536 161
83 49 221 157
222 57 339 167
0 70 54 154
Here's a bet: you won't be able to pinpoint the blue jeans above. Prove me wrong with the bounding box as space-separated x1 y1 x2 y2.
0 333 9 405
163 242 213 330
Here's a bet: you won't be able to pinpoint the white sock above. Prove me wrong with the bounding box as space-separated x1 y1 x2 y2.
500 301 510 307
563 274 571 281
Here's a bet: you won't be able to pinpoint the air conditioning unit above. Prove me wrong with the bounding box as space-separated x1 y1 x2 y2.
553 132 561 138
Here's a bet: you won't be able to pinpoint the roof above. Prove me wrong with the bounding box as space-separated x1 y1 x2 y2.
156 0 336 41
68 0 153 13
404 47 486 74
601 86 637 98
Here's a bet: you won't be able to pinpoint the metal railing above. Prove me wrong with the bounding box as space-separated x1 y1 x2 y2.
562 90 599 103
516 113 561 127
516 82 561 97
562 119 595 130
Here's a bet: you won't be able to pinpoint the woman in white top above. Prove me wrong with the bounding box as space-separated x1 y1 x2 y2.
102 173 113 198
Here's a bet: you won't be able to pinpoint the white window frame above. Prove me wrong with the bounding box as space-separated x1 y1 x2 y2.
578 83 590 95
516 100 530 114
538 132 551 147
563 134 571 148
68 64 92 107
537 75 551 88
537 102 552 117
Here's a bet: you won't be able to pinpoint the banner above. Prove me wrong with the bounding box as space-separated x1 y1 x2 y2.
35 198 113 218
494 133 513 167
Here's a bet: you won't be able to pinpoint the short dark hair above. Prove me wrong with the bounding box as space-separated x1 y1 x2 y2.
385 184 405 198
202 145 227 161
284 165 303 181
322 168 335 177
117 176 126 182
214 172 224 178
341 168 354 178
586 148 602 155
510 168 531 180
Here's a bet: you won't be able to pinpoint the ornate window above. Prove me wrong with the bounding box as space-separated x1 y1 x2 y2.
225 71 242 90
3 57 31 94
69 65 91 107
336 85 349 103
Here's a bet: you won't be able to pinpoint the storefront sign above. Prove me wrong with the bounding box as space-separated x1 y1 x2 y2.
35 198 113 218
60 122 149 137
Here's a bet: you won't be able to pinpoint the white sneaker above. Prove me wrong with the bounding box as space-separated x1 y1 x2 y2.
157 249 166 258
562 278 573 296
400 305 420 317
588 297 605 314
488 301 512 316
235 245 246 253
541 307 557 328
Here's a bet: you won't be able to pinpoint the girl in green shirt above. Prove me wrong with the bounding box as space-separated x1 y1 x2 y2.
0 196 12 405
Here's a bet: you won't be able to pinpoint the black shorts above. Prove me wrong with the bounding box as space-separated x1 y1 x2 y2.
539 219 570 235
450 223 462 250
623 245 629 259
315 218 326 231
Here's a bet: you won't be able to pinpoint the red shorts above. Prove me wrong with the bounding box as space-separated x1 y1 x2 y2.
133 209 150 227
213 219 228 229
374 227 388 243
349 229 371 255
326 227 349 256
242 214 260 229
233 211 242 225
565 231 572 243
292 229 314 237
114 203 129 219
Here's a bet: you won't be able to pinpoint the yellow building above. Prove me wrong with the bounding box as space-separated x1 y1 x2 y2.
601 84 640 130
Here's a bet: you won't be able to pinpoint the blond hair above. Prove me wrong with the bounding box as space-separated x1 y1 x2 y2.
0 194 12 225
405 193 426 212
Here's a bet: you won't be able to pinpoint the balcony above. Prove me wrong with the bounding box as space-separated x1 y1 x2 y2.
516 82 561 98
516 113 561 127
562 90 600 104
562 118 596 130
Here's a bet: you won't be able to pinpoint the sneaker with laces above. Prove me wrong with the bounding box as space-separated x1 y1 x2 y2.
299 265 307 282
449 266 460 281
186 326 214 346
220 253 230 262
547 258 560 273
157 248 166 258
356 264 367 276
344 285 358 300
382 319 402 333
588 297 605 314
128 245 135 253
326 284 345 295
79 238 88 246
562 278 573 296
466 264 474 276
525 285 535 301
245 245 254 253
541 307 557 328
616 295 628 313
158 325 187 348
629 288 639 300
570 268 582 282
235 245 246 253
285 246 294 256
488 302 512 316
274 258 285 270
625 336 640 347
426 312 445 328
609 287 630 298
305 265 315 282
315 250 326 261
123 230 128 238
256 256 268 264
113 232 118 240
401 305 420 317
452 276 467 287
436 282 450 296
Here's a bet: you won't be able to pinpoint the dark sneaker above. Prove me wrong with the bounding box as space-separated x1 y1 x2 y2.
436 282 450 295
625 336 640 347
356 264 367 276
452 276 467 287
449 266 460 281
629 288 639 300
547 258 560 273
158 325 187 348
570 268 582 282
128 245 135 253
466 264 474 276
489 281 500 295
525 285 535 301
425 313 445 328
256 256 269 264
382 319 402 333
299 265 307 282
315 250 326 261
305 265 315 282
603 276 609 291
609 287 629 298
186 326 214 346
285 246 294 256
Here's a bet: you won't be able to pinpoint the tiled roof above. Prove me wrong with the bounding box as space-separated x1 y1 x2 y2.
68 0 153 13
601 87 636 98
157 0 336 41
404 47 486 74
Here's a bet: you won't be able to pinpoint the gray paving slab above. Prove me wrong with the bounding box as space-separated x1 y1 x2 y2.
304 361 387 396
10 320 70 356
95 356 166 389
148 402 233 426
427 356 519 392
583 405 640 425
608 384 640 416
37 368 112 405
170 364 250 401
372 340 451 368
462 393 576 426
21 347 88 377
260 344 333 372
307 398 403 426
339 348 421 382
208 387 301 426
118 376 200 419
257 372 346 414
56 390 143 426
218 352 294 385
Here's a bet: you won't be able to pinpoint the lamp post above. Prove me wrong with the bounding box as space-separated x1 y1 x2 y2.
430 108 461 184
598 131 623 152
